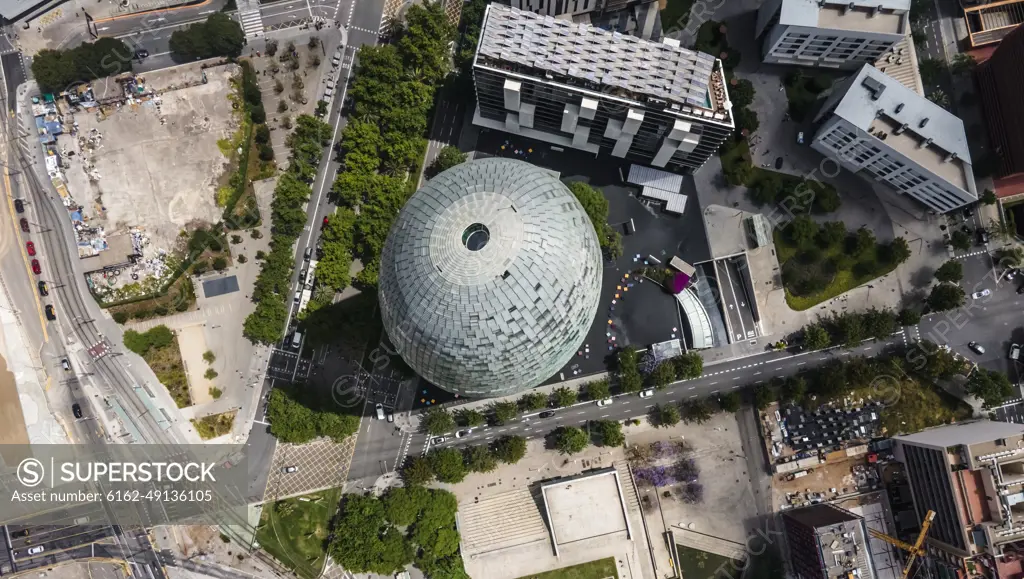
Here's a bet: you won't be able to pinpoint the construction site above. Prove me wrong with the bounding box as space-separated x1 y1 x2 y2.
41 62 239 301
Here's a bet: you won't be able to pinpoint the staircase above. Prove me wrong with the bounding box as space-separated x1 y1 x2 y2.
616 461 642 513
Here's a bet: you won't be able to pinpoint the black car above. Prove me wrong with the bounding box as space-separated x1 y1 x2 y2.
538 410 556 418
134 49 149 59
72 403 82 418
978 229 989 245
14 198 23 213
44 305 55 320
37 281 47 296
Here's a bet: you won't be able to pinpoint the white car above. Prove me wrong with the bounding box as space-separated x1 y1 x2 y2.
26 546 44 555
282 466 298 474
432 436 447 445
639 389 655 398
455 429 472 438
796 131 805 144
972 289 991 299
596 398 613 407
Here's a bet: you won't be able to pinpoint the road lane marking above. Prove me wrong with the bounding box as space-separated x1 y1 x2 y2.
797 362 806 365
600 414 610 418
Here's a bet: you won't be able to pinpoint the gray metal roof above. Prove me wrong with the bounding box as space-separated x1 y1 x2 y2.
478 4 716 108
378 158 603 398
894 420 1024 449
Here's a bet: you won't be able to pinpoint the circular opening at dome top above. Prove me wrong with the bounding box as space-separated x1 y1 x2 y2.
462 223 490 251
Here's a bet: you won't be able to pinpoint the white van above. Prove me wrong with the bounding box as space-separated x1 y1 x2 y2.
375 403 385 420
291 331 302 350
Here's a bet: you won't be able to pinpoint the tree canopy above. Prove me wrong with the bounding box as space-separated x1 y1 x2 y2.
568 181 623 260
553 426 590 455
966 369 1014 407
927 283 966 312
32 38 134 93
169 13 244 61
265 384 358 443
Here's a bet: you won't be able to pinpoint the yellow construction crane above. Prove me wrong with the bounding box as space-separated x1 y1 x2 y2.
868 510 936 579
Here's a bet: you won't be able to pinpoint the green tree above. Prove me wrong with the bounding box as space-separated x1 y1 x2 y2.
552 426 589 455
803 323 831 350
329 495 414 575
884 237 911 265
919 58 946 85
489 401 518 425
950 52 976 75
463 445 498 473
428 145 467 176
898 307 922 326
729 78 755 109
966 369 1014 407
753 384 777 410
780 376 807 405
403 456 435 486
649 361 676 390
382 486 428 526
423 408 455 436
568 182 620 259
981 189 997 205
681 399 713 424
592 420 625 447
790 215 818 247
585 379 611 401
455 408 485 428
551 386 578 408
428 448 467 483
950 230 972 251
492 435 527 464
518 392 548 412
672 352 704 379
31 37 135 93
811 183 842 214
652 403 681 427
718 391 741 413
863 308 897 340
203 350 216 363
733 106 759 135
169 13 244 61
995 246 1024 268
935 260 963 283
817 221 846 248
927 283 966 312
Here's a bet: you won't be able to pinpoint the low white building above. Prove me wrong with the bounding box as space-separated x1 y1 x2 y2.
755 0 910 69
811 64 977 213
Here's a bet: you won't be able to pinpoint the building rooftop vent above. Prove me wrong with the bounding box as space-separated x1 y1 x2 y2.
895 102 904 113
919 117 929 128
861 75 886 100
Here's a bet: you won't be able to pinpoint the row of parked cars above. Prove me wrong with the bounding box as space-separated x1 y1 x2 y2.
16 199 57 321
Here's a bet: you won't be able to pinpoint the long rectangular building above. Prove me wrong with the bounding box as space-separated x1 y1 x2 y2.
811 64 977 213
471 4 735 173
756 0 910 69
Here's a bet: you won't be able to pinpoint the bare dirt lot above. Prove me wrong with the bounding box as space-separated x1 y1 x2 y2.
64 64 239 258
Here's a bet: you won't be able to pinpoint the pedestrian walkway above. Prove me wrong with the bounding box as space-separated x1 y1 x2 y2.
238 0 266 39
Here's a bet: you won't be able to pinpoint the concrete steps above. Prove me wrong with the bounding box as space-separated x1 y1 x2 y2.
458 487 549 556
616 461 641 514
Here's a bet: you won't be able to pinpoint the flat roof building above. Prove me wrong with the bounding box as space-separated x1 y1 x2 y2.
811 64 977 213
756 0 911 69
782 503 878 579
893 421 1024 577
978 23 1024 200
472 4 734 173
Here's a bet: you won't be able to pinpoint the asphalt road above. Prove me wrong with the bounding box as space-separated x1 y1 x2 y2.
247 0 386 503
422 333 908 454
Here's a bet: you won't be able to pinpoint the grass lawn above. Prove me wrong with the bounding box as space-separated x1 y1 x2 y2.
659 0 694 32
190 410 236 440
517 557 619 579
145 338 192 408
774 229 897 311
256 488 342 579
721 139 803 190
676 545 742 579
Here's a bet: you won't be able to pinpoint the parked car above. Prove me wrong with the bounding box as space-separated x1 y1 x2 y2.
31 259 40 275
44 305 55 321
639 389 655 398
25 241 35 256
386 412 394 423
969 341 986 355
26 546 44 555
10 529 29 538
72 403 82 418
19 218 28 232
978 229 989 244
538 410 556 418
282 466 298 474
61 358 71 372
432 436 447 445
1011 344 1021 361
375 403 385 420
37 281 47 296
455 429 472 438
14 198 23 213
796 131 805 144
972 289 991 299
596 398 613 407
134 48 149 59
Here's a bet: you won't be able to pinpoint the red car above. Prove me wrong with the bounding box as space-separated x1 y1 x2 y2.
25 241 35 256
322 216 329 228
31 259 40 275
19 218 28 232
